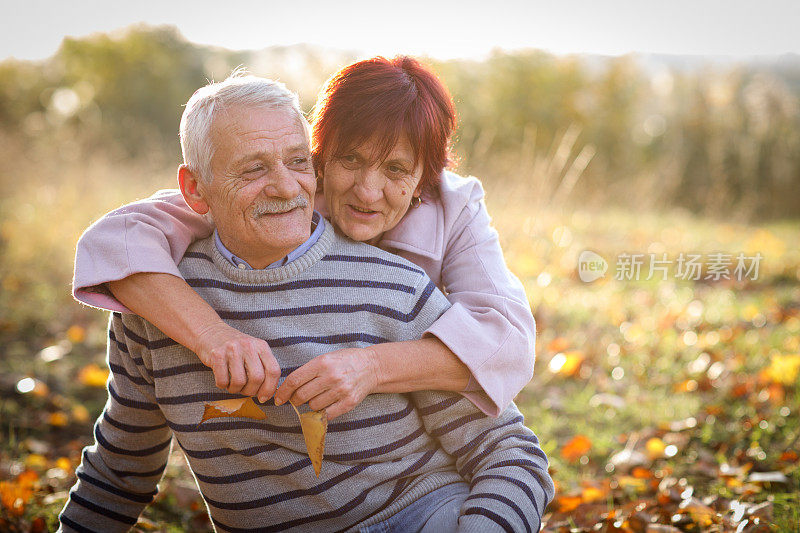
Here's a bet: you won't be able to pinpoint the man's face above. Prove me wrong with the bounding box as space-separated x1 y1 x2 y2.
200 105 316 268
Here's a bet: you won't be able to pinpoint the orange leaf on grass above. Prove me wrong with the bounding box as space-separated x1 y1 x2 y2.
0 471 38 517
561 435 592 462
200 397 266 423
66 324 86 343
553 493 583 512
547 337 570 353
16 470 38 489
779 450 799 463
48 412 69 427
549 350 585 377
580 484 607 503
631 466 655 479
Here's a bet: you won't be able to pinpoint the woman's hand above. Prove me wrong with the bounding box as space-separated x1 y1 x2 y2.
274 347 380 419
194 321 281 402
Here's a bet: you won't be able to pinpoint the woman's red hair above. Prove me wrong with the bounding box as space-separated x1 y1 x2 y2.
311 56 456 193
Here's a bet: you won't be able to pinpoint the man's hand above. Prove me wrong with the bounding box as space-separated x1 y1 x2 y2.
274 348 380 419
193 321 280 402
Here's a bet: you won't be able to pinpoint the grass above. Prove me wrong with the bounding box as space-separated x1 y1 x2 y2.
1 149 799 530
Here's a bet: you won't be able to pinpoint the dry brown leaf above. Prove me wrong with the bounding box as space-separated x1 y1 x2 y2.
678 497 717 527
200 397 266 423
645 526 681 533
292 404 327 477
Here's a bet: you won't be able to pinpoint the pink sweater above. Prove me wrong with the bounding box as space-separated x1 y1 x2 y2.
72 171 536 416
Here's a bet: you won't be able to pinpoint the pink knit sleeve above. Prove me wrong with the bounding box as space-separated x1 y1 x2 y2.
72 189 214 312
424 184 536 417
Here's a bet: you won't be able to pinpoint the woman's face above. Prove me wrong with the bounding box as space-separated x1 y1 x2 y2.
322 136 423 245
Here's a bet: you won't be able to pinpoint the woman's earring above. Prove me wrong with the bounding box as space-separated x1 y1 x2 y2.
410 196 422 208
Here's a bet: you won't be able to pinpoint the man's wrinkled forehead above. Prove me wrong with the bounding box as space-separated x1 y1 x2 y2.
215 104 306 138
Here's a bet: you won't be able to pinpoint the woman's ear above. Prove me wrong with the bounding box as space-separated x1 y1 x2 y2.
413 180 424 198
316 167 324 193
178 165 210 214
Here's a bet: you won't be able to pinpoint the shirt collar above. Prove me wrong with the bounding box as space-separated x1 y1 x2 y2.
214 211 323 270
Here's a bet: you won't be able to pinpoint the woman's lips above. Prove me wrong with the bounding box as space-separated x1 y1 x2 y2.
346 204 379 220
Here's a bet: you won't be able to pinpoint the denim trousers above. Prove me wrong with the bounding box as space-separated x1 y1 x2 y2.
359 482 470 533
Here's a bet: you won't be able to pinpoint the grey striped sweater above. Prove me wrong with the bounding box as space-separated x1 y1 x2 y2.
59 220 554 532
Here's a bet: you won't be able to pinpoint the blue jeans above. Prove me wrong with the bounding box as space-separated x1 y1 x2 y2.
360 482 470 533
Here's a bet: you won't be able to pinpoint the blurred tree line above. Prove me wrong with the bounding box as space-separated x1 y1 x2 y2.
1 24 799 219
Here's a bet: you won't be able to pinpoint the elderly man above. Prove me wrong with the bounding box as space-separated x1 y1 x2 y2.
59 74 553 532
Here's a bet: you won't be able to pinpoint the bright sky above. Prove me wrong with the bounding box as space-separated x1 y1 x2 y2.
3 0 799 61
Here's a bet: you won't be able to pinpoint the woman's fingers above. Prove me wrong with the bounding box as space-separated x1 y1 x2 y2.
274 349 379 415
306 389 339 412
323 399 360 420
274 364 317 406
284 376 326 407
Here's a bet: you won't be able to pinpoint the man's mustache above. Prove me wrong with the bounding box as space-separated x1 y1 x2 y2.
251 195 308 218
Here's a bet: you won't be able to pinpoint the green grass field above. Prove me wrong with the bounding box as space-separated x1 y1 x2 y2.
0 163 798 531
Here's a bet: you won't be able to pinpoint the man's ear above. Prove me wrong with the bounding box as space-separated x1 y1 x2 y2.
178 165 210 214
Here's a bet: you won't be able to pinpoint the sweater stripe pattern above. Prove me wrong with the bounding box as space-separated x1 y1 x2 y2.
59 221 554 532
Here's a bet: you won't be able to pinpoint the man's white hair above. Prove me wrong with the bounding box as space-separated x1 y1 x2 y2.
180 69 308 183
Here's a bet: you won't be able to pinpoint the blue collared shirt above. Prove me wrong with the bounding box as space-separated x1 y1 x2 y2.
214 211 324 270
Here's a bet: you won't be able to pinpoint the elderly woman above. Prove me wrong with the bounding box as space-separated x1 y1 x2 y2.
73 56 536 418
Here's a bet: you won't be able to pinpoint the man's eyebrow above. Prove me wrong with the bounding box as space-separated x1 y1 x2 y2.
285 143 311 154
230 144 311 168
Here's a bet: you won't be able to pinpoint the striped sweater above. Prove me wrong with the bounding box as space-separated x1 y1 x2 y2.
59 220 554 532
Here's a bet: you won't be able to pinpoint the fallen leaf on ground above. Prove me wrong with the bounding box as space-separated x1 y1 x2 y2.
200 397 266 423
762 353 800 385
561 434 592 462
552 493 583 512
678 497 717 527
292 404 327 477
0 471 38 517
549 350 585 377
66 324 86 343
547 337 570 353
645 437 666 459
78 363 110 387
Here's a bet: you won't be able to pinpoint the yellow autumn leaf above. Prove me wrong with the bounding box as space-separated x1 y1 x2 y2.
24 454 47 470
580 484 606 503
763 354 800 385
292 404 328 477
646 437 666 459
78 364 110 388
66 325 86 343
55 457 72 472
47 412 69 427
200 397 266 423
